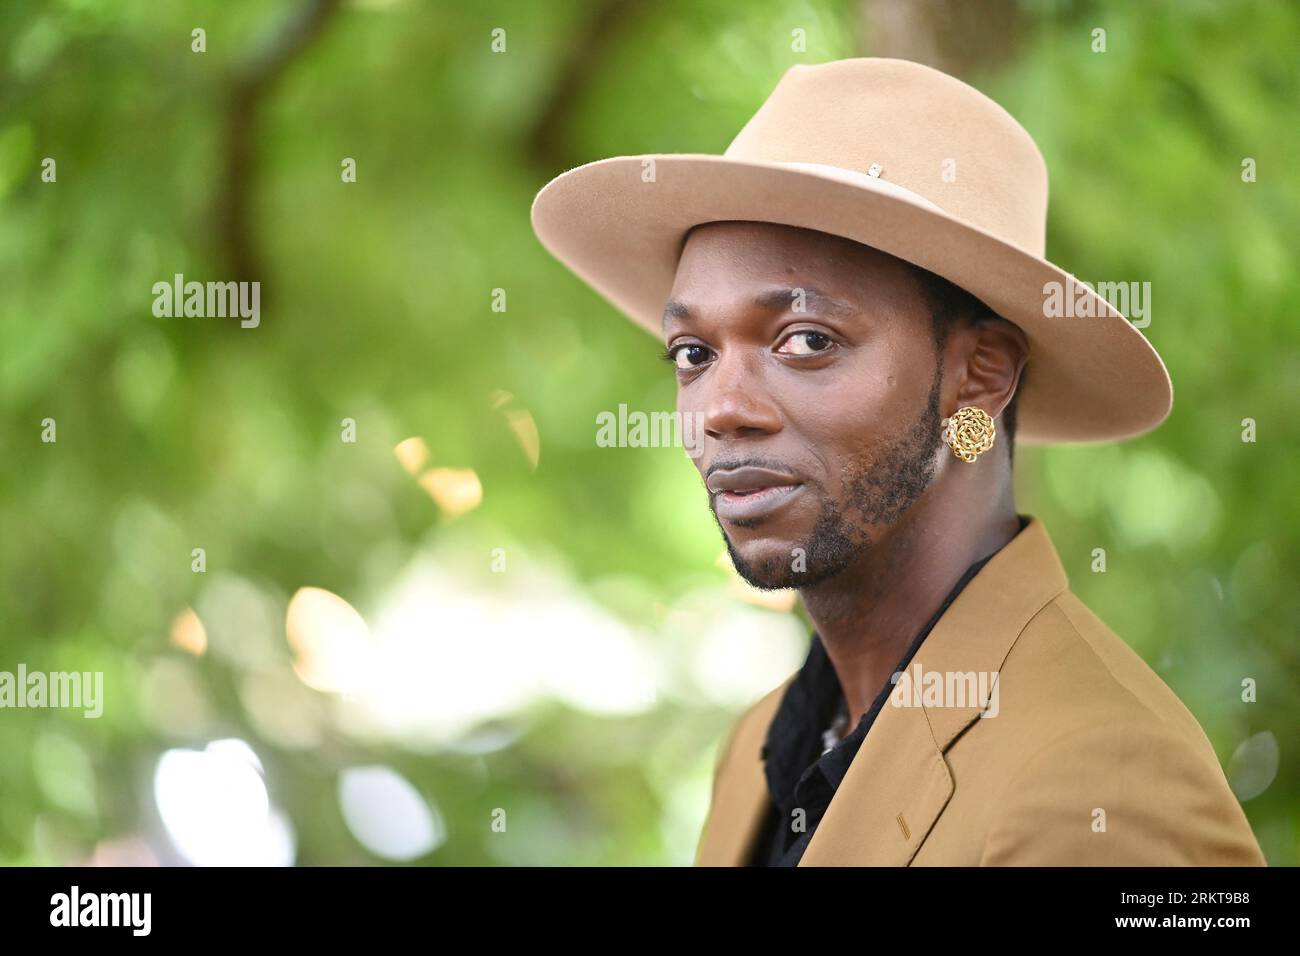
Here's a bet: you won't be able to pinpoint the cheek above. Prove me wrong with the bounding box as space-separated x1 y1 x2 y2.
676 385 708 473
778 350 914 486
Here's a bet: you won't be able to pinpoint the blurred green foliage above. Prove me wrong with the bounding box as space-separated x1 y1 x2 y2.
0 0 1295 865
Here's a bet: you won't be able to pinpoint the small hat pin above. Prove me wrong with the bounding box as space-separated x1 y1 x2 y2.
867 163 882 178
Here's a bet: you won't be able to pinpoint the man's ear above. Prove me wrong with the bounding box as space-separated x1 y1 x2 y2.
950 315 1028 419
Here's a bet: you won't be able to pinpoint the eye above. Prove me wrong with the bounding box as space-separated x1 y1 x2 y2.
776 330 835 356
666 343 714 370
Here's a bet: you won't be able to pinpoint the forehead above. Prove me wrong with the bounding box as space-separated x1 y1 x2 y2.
668 221 922 315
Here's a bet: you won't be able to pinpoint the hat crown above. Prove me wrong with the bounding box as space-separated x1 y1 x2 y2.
722 58 1048 257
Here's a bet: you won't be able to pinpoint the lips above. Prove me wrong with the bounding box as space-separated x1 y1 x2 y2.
707 466 804 522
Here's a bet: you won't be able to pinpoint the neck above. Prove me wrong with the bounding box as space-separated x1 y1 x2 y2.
799 460 1020 733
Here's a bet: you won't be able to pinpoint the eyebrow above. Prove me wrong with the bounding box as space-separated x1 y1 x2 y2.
662 286 857 330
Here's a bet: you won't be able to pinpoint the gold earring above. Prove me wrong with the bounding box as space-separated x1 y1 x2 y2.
942 405 995 462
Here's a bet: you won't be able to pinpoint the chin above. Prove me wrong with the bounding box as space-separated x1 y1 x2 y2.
724 539 805 591
723 514 865 591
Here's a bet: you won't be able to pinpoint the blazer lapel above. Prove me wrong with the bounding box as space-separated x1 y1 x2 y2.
798 515 1069 865
694 677 792 866
798 693 955 865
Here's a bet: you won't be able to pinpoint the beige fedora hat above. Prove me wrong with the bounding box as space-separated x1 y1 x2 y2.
530 57 1172 444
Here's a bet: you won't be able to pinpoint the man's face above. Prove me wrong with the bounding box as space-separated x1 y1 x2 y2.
663 221 947 590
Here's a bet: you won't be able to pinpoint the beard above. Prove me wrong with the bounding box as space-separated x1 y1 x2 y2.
715 368 943 590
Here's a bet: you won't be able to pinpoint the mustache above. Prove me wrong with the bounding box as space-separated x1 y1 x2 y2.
705 456 801 479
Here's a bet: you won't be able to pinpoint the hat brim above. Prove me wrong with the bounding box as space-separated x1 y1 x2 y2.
530 154 1172 445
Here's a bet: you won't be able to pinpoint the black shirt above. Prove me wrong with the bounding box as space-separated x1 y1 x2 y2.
748 517 1027 866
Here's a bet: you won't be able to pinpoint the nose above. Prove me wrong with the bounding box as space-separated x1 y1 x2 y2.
697 349 783 441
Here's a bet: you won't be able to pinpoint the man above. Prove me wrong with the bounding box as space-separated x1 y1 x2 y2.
531 58 1264 865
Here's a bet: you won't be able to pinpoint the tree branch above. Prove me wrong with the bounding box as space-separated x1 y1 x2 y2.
216 0 344 286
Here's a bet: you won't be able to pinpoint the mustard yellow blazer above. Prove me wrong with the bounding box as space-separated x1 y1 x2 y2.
695 516 1266 866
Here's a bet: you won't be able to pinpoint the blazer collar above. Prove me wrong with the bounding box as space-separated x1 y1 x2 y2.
696 514 1069 866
